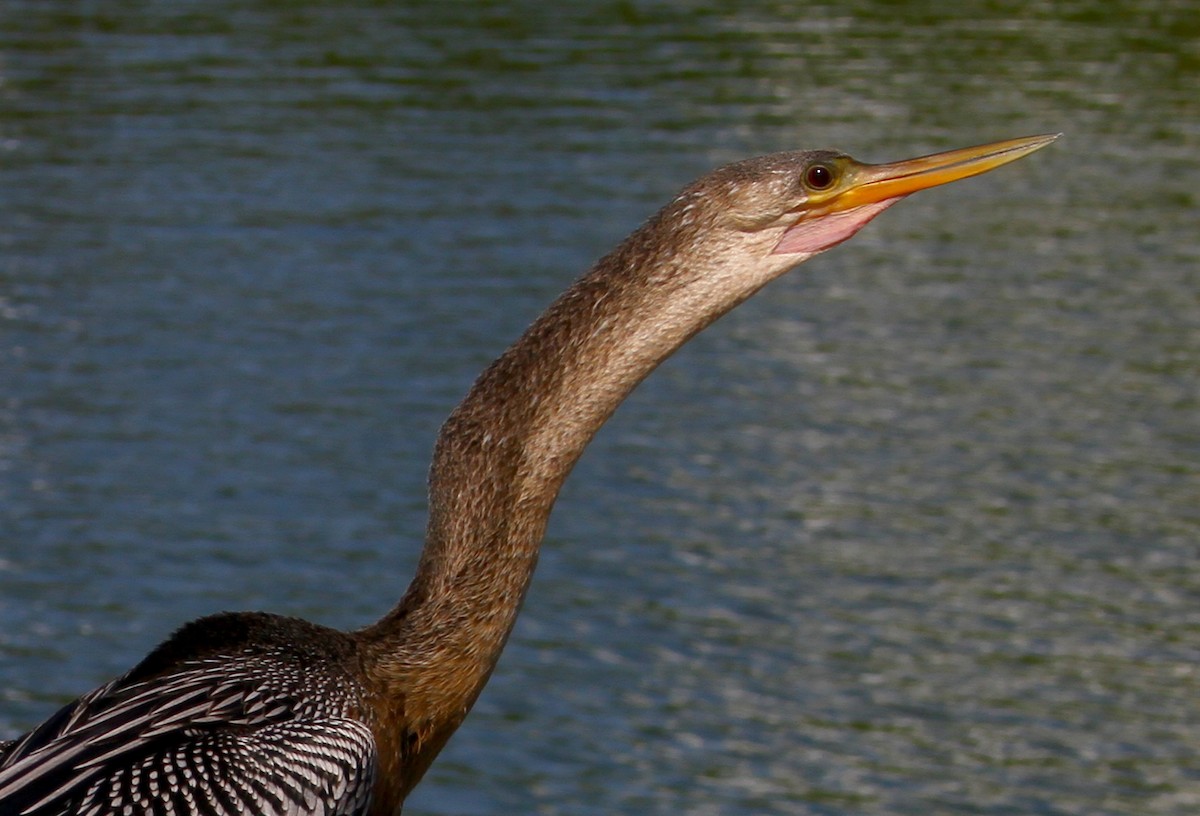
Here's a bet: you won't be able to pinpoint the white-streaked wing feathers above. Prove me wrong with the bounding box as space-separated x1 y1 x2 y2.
0 657 376 816
72 719 375 816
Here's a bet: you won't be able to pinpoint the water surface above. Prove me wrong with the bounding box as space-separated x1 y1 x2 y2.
1 2 1197 814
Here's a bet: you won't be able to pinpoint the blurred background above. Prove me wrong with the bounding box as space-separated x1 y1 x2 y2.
1 1 1197 814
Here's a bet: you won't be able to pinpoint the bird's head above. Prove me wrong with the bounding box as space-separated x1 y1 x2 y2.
662 134 1058 284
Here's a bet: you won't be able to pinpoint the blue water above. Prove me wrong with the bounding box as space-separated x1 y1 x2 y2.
2 3 1198 814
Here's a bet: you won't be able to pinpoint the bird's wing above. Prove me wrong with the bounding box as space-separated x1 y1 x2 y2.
0 663 377 816
67 719 375 816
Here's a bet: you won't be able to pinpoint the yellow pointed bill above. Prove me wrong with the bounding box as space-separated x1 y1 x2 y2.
830 133 1060 213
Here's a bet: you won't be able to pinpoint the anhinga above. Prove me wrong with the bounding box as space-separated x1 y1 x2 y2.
0 134 1057 815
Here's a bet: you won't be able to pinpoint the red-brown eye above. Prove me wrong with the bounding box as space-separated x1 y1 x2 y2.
805 164 834 190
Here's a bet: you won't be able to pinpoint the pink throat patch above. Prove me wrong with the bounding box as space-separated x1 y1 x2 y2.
772 197 903 255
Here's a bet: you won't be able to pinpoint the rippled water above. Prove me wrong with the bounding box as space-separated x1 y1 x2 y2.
2 2 1197 814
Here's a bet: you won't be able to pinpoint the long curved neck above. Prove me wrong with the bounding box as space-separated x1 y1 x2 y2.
356 198 798 804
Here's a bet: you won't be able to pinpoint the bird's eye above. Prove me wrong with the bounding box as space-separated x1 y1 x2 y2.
805 164 835 190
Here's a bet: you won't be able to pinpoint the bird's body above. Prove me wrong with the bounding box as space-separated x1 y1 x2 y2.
0 135 1056 816
1 614 379 815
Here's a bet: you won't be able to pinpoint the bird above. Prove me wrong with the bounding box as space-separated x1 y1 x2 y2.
0 133 1057 816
